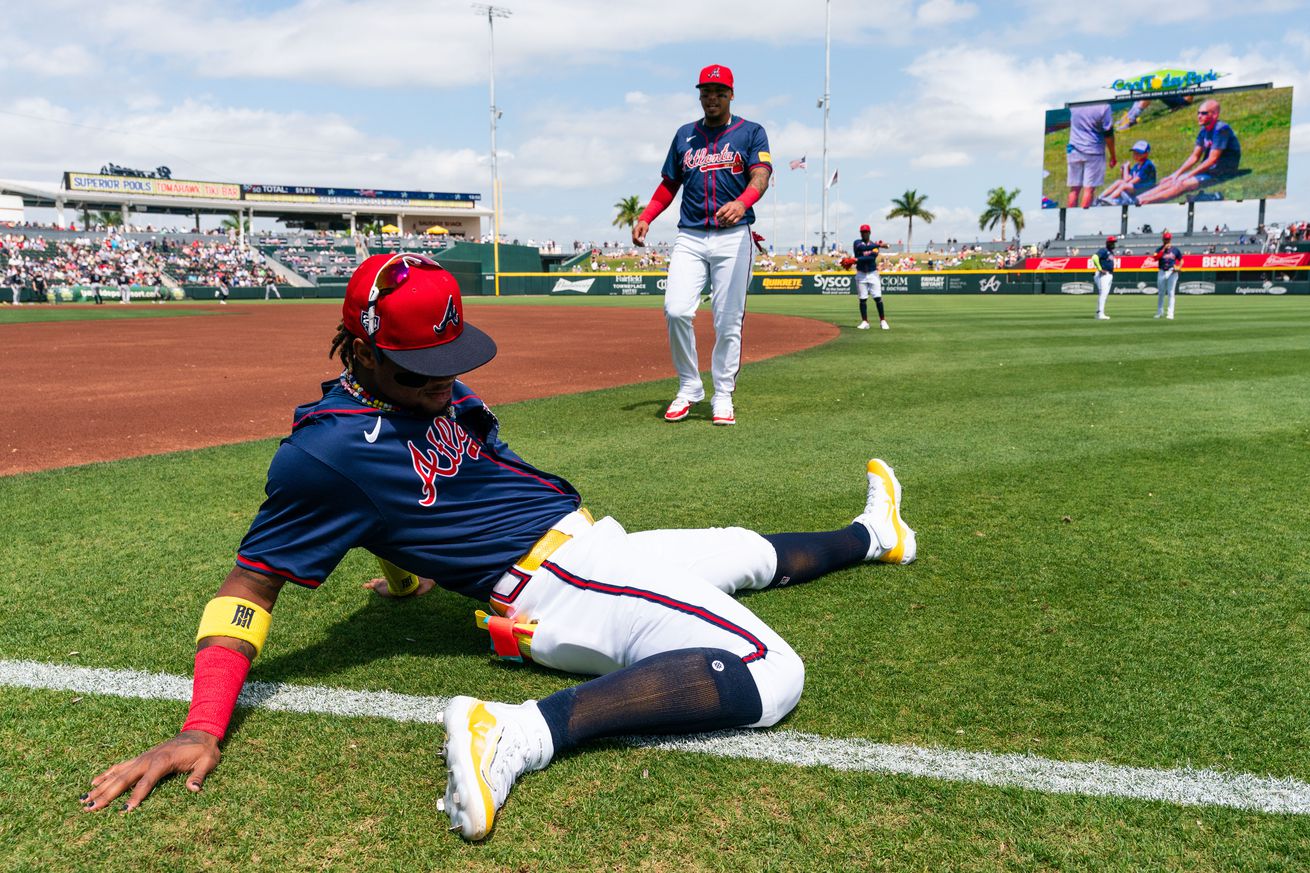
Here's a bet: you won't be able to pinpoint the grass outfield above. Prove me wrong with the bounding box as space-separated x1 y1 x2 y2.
3 294 1310 870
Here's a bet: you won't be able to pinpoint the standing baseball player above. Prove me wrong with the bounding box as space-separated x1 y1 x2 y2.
632 64 772 426
852 224 888 330
1153 231 1182 320
1091 235 1116 320
80 253 919 842
265 280 283 301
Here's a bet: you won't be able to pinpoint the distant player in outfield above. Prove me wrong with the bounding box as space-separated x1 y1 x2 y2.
79 253 919 843
1153 231 1182 320
1092 235 1116 320
1066 102 1117 209
1095 140 1156 206
633 63 773 426
1137 99 1241 205
852 224 888 330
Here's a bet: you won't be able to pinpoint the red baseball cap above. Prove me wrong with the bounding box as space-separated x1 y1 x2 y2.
1163 231 1172 239
859 224 871 232
1106 235 1117 244
343 253 497 376
698 64 734 89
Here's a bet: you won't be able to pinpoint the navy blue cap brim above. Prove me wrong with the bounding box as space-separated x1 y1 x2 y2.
380 322 498 377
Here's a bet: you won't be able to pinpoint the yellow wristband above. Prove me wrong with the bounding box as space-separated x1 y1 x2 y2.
196 596 272 657
378 558 421 596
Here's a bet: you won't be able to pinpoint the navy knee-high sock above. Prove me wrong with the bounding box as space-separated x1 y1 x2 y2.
763 525 870 587
536 648 763 754
874 297 886 320
859 298 868 321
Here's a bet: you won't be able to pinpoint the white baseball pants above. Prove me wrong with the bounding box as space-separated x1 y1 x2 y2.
489 510 804 728
856 271 882 300
664 225 753 401
1156 269 1177 317
1095 272 1113 315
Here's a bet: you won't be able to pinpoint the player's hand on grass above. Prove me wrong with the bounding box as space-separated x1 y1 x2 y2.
632 220 650 247
715 200 746 227
80 731 221 813
363 576 437 598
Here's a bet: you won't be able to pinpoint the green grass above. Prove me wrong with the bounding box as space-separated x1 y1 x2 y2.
1042 87 1293 207
3 294 1310 870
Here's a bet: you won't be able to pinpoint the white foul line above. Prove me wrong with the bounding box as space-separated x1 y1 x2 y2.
6 658 1309 816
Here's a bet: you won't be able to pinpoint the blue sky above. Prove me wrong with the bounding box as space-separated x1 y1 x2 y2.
1 0 1306 248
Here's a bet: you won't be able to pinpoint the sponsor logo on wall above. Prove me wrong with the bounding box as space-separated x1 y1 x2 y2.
920 276 945 290
814 274 852 293
1235 283 1287 295
1178 281 1215 295
1060 281 1095 295
979 275 1002 293
612 275 649 295
551 278 595 294
881 275 910 290
761 277 804 291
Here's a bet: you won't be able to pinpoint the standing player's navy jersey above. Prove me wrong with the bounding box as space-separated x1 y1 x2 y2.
236 379 580 598
1155 245 1182 271
660 116 771 230
1196 122 1240 175
853 240 882 273
1092 248 1115 273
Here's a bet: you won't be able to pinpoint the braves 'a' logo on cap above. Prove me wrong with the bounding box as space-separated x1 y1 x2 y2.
708 67 721 78
435 297 461 336
359 310 380 336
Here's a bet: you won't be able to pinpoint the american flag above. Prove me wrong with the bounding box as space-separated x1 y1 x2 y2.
789 156 807 170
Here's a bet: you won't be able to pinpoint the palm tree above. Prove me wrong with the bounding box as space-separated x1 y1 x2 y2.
887 190 935 252
979 187 1025 242
612 195 642 229
90 210 123 228
220 215 251 233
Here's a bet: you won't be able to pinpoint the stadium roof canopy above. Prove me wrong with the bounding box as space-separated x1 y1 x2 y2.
0 176 491 236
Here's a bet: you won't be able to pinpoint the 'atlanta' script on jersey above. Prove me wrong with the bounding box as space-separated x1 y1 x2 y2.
408 417 483 506
683 144 745 174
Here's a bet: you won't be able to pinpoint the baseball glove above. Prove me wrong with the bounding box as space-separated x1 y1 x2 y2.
840 257 856 268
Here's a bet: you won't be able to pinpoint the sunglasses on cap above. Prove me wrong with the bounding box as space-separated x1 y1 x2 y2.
375 347 450 388
363 252 443 339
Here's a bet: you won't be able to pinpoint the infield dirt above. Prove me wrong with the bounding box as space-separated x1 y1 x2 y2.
2 304 837 475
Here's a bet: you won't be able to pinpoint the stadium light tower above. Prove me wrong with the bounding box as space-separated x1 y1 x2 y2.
473 3 512 295
819 0 831 253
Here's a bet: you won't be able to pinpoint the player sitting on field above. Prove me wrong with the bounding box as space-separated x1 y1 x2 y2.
79 252 920 842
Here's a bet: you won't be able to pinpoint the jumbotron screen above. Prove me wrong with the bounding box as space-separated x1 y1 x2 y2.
1041 84 1293 208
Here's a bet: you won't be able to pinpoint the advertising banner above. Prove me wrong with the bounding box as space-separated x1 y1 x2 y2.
495 272 1034 295
1025 252 1310 270
243 184 479 208
65 172 242 200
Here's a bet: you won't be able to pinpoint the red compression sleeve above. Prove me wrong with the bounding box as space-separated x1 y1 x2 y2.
736 185 762 209
638 179 679 224
181 645 251 738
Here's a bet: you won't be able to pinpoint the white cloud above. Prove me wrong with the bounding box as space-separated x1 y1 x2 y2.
916 0 978 26
912 151 972 168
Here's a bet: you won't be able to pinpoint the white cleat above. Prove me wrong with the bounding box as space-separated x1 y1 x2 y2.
880 319 890 331
1095 313 1110 320
1166 314 1174 320
854 459 917 564
711 395 736 426
440 696 554 841
857 320 870 330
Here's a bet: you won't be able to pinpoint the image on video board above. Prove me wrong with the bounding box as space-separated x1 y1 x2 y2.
1041 85 1293 208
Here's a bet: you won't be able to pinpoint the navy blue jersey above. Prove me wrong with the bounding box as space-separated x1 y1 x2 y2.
1128 159 1157 192
236 379 580 598
1155 245 1182 271
1195 122 1240 175
660 116 771 230
1093 248 1115 273
853 240 882 273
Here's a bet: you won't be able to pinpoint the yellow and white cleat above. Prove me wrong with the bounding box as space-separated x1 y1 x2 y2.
856 458 917 564
438 696 554 841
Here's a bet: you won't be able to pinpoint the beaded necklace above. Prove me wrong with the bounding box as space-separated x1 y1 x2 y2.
339 370 398 412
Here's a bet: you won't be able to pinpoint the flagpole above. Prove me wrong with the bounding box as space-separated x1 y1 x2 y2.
803 165 809 254
819 0 831 252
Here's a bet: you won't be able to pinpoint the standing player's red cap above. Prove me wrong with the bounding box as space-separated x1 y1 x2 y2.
1106 235 1117 244
698 64 734 89
343 253 497 376
1163 231 1172 239
859 224 871 232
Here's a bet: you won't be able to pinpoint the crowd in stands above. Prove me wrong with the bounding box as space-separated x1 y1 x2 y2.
1 233 166 290
164 240 279 286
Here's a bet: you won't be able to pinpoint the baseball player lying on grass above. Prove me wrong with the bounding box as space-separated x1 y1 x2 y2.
79 253 918 841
